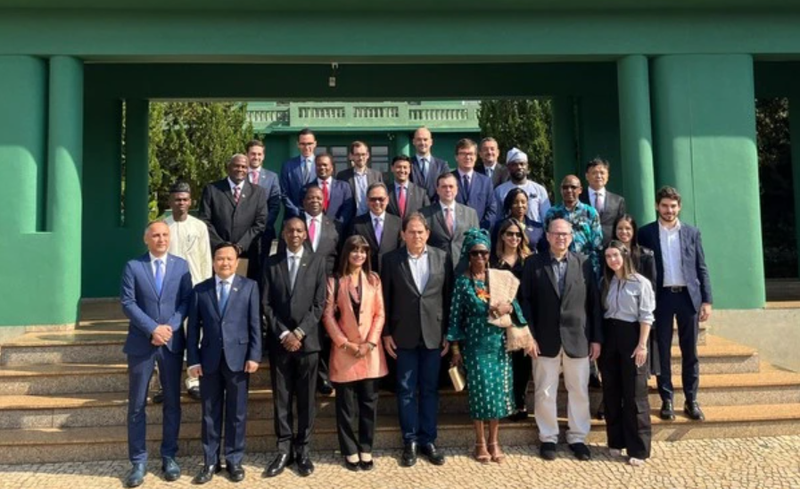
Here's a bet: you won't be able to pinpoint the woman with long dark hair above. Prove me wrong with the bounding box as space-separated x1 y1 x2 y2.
491 188 545 253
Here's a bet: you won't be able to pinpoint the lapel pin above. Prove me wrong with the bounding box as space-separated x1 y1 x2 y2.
233 287 239 292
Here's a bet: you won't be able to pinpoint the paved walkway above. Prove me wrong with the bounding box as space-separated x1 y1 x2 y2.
1 436 799 489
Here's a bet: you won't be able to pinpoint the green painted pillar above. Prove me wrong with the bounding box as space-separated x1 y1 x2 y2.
789 96 800 278
394 132 411 157
288 137 300 158
577 93 623 195
552 97 577 201
125 100 150 231
651 54 764 309
617 55 656 224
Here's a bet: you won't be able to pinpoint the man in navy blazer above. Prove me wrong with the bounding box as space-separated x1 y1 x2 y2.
452 138 497 230
336 141 384 217
638 186 713 422
246 140 282 266
301 153 355 227
120 221 192 488
187 242 262 484
409 127 451 201
280 128 318 218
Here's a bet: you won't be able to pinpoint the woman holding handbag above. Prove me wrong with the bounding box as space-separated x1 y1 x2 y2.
322 235 388 472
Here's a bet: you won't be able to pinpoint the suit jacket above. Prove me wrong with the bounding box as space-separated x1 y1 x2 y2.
475 161 510 187
381 246 453 350
519 252 603 358
261 250 327 353
637 221 713 312
348 213 402 274
186 275 262 374
300 179 356 227
120 253 193 356
420 202 480 270
277 214 342 276
386 181 430 220
322 272 388 383
279 155 316 218
251 167 282 250
454 170 497 230
580 189 626 245
410 155 451 200
198 179 268 256
336 167 384 216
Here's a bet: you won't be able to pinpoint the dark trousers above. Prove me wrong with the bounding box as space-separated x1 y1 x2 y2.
127 347 183 463
269 349 319 457
333 379 379 456
318 333 331 389
655 289 700 402
200 354 250 466
511 350 531 411
600 319 652 459
396 347 441 445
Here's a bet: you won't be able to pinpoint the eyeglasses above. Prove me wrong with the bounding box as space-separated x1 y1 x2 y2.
469 250 490 258
368 197 386 203
561 185 580 190
298 142 315 146
504 231 523 238
548 232 571 238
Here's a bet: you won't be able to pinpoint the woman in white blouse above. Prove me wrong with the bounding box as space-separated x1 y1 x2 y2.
601 240 656 466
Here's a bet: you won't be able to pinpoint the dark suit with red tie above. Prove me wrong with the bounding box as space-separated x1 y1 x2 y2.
387 181 430 220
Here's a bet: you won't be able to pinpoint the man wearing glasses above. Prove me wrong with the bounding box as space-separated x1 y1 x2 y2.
452 138 496 230
280 128 319 218
348 182 402 274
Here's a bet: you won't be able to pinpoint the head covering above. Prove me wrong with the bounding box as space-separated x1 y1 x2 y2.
460 227 491 263
506 147 528 164
169 181 192 194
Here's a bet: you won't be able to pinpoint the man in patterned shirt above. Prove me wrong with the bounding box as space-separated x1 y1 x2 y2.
544 175 603 279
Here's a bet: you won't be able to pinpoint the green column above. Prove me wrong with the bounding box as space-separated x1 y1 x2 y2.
288 137 300 158
617 55 656 224
789 96 800 278
651 54 764 309
552 97 577 201
394 132 410 157
577 93 623 194
125 100 150 232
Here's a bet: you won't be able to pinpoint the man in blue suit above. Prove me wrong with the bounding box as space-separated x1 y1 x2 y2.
409 127 451 201
280 128 318 218
452 138 496 230
301 153 355 228
638 186 713 422
120 221 192 488
246 139 282 269
187 242 262 484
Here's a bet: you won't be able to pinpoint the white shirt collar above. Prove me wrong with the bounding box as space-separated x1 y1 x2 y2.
215 274 234 287
589 187 606 197
416 154 431 162
227 177 244 191
317 176 333 186
305 211 321 222
394 181 408 190
370 211 386 221
457 169 474 179
408 246 428 259
483 161 498 169
353 167 369 176
287 247 305 261
439 201 455 212
659 219 682 232
149 252 167 263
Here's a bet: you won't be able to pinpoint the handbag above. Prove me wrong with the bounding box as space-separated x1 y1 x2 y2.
448 365 466 392
486 269 534 352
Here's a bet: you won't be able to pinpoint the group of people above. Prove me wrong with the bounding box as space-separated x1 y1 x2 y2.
119 127 713 488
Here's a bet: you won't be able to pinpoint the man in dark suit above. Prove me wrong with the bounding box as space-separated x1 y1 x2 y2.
348 182 402 274
453 138 496 230
280 128 318 218
638 186 713 422
198 154 268 281
381 212 453 468
420 172 480 270
387 155 430 219
120 221 192 488
520 218 602 462
301 153 355 227
262 217 327 478
475 137 510 187
245 139 282 263
336 141 384 218
300 186 341 276
409 127 451 200
187 242 262 485
579 157 627 246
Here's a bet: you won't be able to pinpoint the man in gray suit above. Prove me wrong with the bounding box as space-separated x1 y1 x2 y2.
420 172 480 270
579 157 626 246
475 137 510 187
336 141 384 217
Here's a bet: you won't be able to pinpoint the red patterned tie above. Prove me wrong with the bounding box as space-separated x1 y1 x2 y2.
322 180 330 212
308 218 317 244
398 186 407 218
250 170 258 185
233 186 241 205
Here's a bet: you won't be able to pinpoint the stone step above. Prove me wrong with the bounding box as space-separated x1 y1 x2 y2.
0 321 128 366
1 404 799 465
669 335 758 374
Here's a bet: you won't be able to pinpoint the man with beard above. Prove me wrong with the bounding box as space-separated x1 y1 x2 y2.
492 147 551 228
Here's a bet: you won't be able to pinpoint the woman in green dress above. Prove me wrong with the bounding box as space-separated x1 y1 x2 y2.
447 228 529 464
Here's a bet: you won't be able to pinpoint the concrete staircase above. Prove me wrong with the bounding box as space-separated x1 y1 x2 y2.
0 301 799 464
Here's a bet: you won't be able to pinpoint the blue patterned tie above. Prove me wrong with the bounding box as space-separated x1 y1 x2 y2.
219 280 230 314
154 259 164 296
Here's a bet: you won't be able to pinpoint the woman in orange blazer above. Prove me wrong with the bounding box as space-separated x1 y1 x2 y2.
322 234 388 472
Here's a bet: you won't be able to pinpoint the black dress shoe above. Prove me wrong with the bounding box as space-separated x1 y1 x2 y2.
684 401 706 421
343 458 360 472
401 442 418 467
162 457 181 481
420 443 445 465
317 380 334 396
187 386 202 401
569 442 592 461
193 465 218 485
539 442 557 461
264 453 292 478
295 455 315 477
152 389 164 404
125 462 147 488
660 400 676 420
226 463 245 482
359 460 374 472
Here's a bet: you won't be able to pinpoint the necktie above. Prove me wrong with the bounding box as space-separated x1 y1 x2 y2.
321 180 330 212
374 217 383 244
250 170 258 185
486 167 493 180
462 174 471 200
288 256 298 291
398 186 407 218
595 191 605 213
445 207 454 236
420 158 429 183
154 259 164 296
357 175 367 214
219 280 230 314
233 186 241 204
302 159 310 182
308 218 317 247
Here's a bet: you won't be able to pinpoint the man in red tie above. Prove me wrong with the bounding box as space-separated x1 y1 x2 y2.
303 153 355 228
387 155 430 220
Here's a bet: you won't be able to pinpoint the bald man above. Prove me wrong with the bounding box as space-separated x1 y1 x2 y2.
409 127 451 200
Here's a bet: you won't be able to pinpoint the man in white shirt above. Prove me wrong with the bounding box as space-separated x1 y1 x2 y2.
336 141 384 217
475 137 510 187
493 148 551 227
421 173 480 270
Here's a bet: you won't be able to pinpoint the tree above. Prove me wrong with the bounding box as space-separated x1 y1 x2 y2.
478 99 554 192
148 102 254 219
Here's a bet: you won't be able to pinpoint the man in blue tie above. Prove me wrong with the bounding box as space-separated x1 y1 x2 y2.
120 221 192 488
280 128 318 218
187 242 262 484
409 127 451 201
